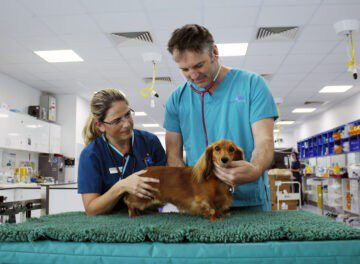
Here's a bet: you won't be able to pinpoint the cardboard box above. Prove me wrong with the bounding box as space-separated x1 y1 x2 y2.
268 169 297 210
268 169 292 201
271 200 297 211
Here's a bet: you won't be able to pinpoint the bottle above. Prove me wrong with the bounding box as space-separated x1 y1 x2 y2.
5 162 14 183
333 163 340 175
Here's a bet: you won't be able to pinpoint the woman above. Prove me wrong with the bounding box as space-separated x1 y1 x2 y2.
290 151 303 205
78 89 166 215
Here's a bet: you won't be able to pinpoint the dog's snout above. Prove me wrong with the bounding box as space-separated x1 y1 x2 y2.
221 157 229 164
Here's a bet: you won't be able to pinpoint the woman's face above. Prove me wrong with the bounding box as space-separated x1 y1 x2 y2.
99 100 134 142
291 153 296 160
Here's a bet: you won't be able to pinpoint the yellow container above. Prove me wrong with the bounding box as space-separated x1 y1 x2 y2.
317 185 323 209
19 167 27 182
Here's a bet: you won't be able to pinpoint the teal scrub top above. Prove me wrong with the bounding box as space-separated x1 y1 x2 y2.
163 69 278 208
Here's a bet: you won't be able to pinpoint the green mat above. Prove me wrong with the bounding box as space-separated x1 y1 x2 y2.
1 209 360 243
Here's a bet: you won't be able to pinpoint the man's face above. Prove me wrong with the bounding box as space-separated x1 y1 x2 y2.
173 48 218 88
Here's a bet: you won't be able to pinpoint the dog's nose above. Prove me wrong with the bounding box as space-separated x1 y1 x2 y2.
221 157 229 164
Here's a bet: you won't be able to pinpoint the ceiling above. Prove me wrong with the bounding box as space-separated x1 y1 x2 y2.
0 0 359 133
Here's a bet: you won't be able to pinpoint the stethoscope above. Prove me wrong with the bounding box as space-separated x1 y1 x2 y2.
189 63 222 146
103 134 135 180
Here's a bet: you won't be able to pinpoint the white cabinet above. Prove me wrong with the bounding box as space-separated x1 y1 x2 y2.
0 189 15 202
0 109 10 149
49 123 61 154
49 188 84 214
0 109 60 154
23 116 50 153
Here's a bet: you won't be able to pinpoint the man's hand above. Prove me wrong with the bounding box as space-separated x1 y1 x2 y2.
214 160 262 186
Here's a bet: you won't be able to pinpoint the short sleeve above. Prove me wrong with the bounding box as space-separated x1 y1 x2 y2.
292 161 300 170
78 150 103 194
249 75 278 125
150 135 167 166
163 92 181 132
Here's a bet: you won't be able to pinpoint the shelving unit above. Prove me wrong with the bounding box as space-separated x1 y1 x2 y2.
297 119 360 159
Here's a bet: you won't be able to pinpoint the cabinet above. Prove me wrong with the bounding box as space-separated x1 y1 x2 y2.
0 109 61 154
48 188 84 214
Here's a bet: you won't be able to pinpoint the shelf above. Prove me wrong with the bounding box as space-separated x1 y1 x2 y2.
298 119 360 159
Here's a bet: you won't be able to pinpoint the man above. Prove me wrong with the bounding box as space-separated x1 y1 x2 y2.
163 24 278 210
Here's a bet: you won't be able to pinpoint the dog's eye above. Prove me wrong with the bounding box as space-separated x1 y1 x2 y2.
215 146 220 151
229 146 235 152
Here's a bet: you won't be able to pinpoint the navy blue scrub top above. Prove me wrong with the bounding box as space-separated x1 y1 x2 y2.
78 129 166 196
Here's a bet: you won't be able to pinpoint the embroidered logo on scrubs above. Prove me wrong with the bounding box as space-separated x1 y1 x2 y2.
230 92 245 103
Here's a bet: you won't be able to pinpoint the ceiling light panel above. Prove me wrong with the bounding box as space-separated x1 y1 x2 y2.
217 43 248 56
319 85 353 93
34 50 83 63
292 108 316 113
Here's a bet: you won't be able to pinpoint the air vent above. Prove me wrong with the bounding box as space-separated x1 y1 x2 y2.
256 27 299 41
109 31 154 45
260 74 274 82
143 77 172 83
304 101 324 106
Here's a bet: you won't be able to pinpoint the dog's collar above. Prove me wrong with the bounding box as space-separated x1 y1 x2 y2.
229 185 235 194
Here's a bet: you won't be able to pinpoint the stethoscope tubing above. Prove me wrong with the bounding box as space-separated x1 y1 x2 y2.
189 64 222 147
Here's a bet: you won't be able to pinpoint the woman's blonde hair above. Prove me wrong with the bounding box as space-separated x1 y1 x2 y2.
83 88 129 145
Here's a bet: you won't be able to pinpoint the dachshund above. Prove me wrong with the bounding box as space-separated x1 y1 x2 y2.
124 139 244 221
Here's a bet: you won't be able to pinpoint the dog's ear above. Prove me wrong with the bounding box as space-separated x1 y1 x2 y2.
203 146 214 180
193 145 214 182
234 146 245 161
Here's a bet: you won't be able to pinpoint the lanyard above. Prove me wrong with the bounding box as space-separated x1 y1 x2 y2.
189 65 222 147
104 135 134 180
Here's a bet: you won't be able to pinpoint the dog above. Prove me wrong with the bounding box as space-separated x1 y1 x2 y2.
124 139 244 221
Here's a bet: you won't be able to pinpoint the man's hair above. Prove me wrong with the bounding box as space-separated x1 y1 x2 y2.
167 24 215 55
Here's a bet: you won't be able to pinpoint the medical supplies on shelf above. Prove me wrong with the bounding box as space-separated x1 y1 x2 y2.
328 177 343 208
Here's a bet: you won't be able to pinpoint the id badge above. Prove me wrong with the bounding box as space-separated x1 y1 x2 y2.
109 167 123 174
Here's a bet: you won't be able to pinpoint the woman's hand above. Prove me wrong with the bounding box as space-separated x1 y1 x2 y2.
121 170 159 199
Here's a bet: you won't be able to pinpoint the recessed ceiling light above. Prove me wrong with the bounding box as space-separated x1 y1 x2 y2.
292 108 316 113
217 43 248 56
34 49 83 63
319 85 353 93
0 113 9 118
142 124 159 127
276 121 295 125
135 112 147 116
8 133 20 137
154 131 166 135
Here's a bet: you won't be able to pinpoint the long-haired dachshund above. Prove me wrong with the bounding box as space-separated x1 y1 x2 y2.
124 139 244 221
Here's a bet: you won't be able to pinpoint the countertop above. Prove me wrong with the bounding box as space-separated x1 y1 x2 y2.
0 182 77 190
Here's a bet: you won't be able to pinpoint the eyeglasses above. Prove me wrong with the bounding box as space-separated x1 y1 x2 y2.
102 109 135 126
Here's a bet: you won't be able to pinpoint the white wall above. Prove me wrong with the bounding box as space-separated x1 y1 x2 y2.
56 95 76 157
0 72 40 113
274 131 296 149
56 94 89 183
75 97 89 146
294 92 360 141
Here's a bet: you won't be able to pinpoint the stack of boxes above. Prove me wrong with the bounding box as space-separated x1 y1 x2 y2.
268 169 297 210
